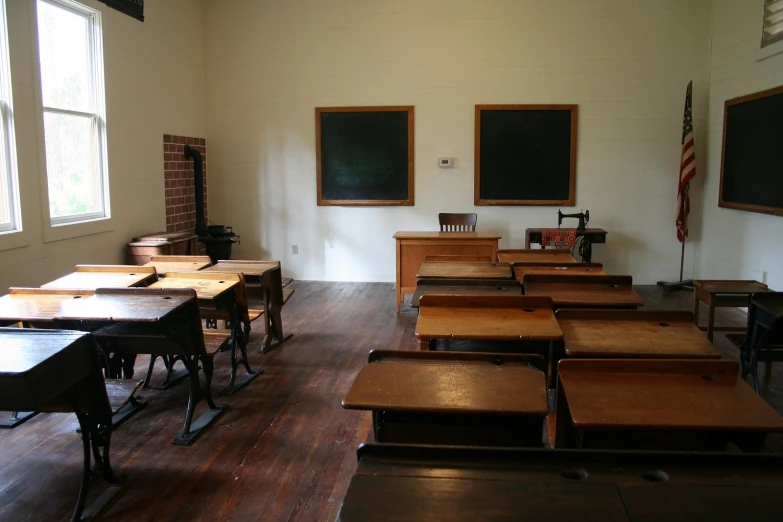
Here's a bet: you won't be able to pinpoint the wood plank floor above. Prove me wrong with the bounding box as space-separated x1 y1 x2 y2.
0 281 781 521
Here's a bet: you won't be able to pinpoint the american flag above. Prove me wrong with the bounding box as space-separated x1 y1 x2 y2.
676 81 695 242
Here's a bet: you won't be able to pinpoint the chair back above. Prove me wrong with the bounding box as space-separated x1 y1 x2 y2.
439 213 477 232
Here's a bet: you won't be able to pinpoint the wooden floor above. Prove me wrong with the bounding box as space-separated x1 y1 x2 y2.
1 281 781 521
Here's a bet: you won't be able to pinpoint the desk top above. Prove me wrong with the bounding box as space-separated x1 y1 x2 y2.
42 265 156 290
144 260 211 275
0 288 194 323
694 280 769 295
557 310 720 358
150 276 237 300
0 328 93 410
339 444 783 522
496 249 578 264
343 351 547 415
559 359 783 432
514 264 605 281
524 275 644 308
415 295 562 341
411 279 521 309
417 261 512 280
394 231 501 240
201 260 279 277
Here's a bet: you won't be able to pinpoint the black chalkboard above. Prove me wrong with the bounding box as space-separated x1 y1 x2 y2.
316 107 414 206
719 86 783 217
475 105 577 206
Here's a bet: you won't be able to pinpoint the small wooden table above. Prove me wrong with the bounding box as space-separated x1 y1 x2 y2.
524 274 644 309
742 292 783 393
143 255 212 275
693 280 769 341
0 328 125 521
513 262 604 281
201 260 292 352
555 358 783 451
416 261 512 280
557 310 721 359
525 228 607 263
496 249 578 264
41 265 158 290
410 279 521 309
338 444 783 522
394 231 501 311
343 350 548 446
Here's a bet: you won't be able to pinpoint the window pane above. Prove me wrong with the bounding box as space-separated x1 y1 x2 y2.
37 1 91 112
43 111 102 218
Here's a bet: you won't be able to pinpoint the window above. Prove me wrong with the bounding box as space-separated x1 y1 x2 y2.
36 0 109 225
763 0 783 48
0 0 20 234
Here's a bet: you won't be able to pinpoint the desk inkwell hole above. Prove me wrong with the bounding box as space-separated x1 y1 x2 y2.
218 280 225 284
559 468 588 481
608 284 618 288
129 273 136 276
701 374 717 382
523 308 535 313
493 357 504 366
658 322 670 327
640 470 669 483
162 296 172 300
72 295 82 299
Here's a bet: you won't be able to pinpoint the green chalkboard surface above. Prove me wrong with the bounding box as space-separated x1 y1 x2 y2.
316 106 414 206
475 105 578 206
719 85 783 217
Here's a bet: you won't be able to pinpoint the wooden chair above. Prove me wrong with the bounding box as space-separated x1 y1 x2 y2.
439 213 477 232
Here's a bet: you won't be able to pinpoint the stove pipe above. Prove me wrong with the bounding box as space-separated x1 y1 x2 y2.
184 144 208 237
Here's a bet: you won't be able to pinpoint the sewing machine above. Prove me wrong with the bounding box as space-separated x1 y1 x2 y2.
558 209 589 232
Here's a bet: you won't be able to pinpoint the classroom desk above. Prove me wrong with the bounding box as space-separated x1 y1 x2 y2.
693 280 769 341
342 351 548 446
394 231 501 311
410 279 521 309
416 261 513 280
0 288 225 445
513 262 604 281
143 259 211 275
201 260 292 352
149 273 258 395
557 310 721 359
742 292 783 393
338 444 783 522
524 275 644 309
41 265 157 290
525 228 607 263
496 248 578 264
0 328 124 521
415 295 562 351
554 359 783 451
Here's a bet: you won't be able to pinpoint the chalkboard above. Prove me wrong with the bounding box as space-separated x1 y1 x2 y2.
719 85 783 217
475 105 577 206
316 106 414 206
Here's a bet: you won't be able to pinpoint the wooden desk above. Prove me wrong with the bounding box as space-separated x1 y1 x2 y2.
524 274 644 309
143 255 211 275
0 329 124 520
202 260 292 352
525 228 607 263
410 279 521 309
343 351 547 446
417 261 512 280
555 359 783 451
497 248 578 264
557 310 721 359
0 288 226 445
41 265 157 290
693 280 769 341
338 444 783 522
513 262 604 281
394 231 501 311
742 292 783 393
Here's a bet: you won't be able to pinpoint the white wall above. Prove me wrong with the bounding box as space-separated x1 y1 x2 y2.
696 0 783 290
204 0 713 283
0 0 206 290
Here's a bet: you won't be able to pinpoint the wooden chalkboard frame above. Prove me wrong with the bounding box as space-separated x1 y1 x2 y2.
719 85 783 217
474 104 578 206
316 106 414 206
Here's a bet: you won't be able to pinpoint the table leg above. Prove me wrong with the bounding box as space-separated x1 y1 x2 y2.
0 410 38 429
707 302 716 342
173 354 225 446
220 301 261 396
418 338 429 351
581 238 593 263
693 292 700 327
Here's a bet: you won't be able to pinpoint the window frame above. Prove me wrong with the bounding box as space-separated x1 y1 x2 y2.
759 0 783 61
35 0 110 227
0 0 20 235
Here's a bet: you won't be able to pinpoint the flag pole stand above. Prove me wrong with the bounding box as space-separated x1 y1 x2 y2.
656 240 693 292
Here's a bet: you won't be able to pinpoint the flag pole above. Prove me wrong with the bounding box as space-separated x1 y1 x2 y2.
679 239 685 282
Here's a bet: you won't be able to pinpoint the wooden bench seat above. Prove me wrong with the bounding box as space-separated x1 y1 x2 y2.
203 330 232 354
246 288 295 318
104 379 143 415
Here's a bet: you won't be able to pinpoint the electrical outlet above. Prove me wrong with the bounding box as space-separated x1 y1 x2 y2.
292 244 298 254
762 270 768 284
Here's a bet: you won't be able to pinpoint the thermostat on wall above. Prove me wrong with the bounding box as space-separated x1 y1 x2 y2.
437 157 453 168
